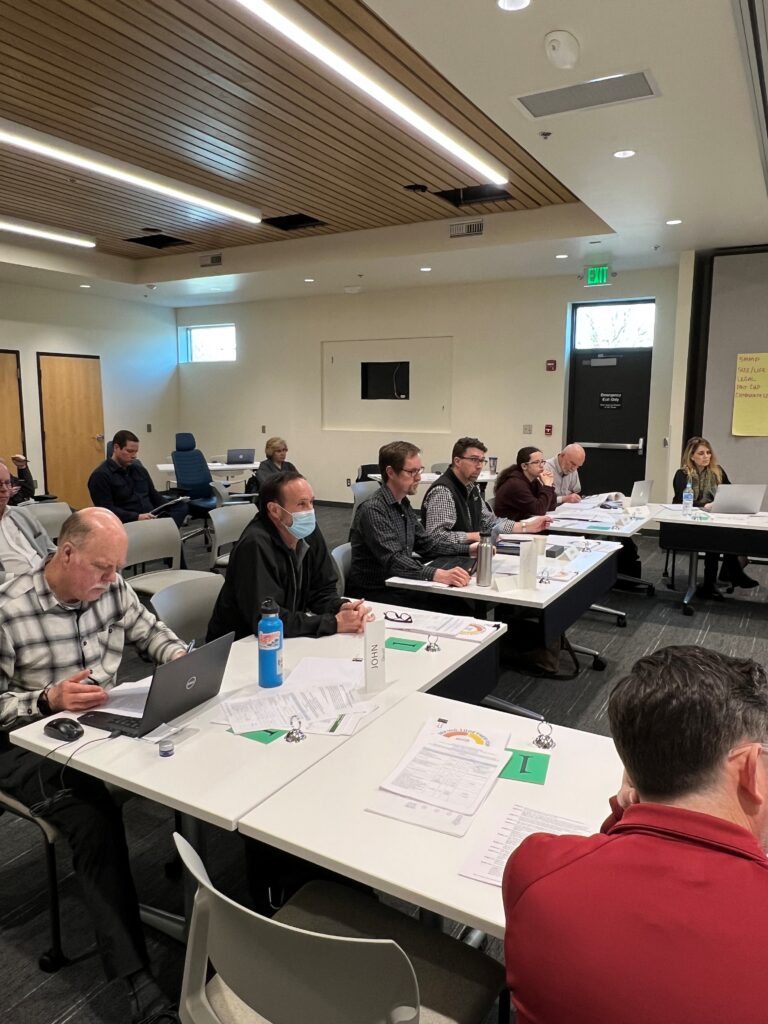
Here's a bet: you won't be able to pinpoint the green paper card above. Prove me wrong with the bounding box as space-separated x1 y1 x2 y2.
499 748 550 785
385 637 426 652
229 728 287 744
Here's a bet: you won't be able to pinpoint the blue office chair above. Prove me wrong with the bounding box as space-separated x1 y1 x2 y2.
171 433 218 536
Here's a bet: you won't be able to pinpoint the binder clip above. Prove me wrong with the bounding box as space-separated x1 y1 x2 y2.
285 716 306 743
425 634 441 653
533 720 556 750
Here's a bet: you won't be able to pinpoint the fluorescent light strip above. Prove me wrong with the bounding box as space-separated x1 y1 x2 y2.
0 215 96 248
231 0 508 186
0 119 261 225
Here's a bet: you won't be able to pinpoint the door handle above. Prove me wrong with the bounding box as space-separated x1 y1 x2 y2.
580 442 641 451
638 436 645 455
95 434 105 442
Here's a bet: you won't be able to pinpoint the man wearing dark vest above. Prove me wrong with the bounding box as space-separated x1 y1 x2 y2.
422 437 549 543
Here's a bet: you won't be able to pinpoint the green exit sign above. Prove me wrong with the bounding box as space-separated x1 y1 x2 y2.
585 264 611 287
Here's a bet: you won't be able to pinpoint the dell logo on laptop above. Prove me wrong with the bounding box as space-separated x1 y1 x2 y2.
185 676 197 690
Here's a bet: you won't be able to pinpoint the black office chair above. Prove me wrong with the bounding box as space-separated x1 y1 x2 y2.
171 432 218 540
356 464 379 482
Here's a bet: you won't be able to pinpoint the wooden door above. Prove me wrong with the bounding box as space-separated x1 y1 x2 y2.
38 354 104 508
0 350 25 468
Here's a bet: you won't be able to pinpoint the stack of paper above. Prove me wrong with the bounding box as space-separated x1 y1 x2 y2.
366 720 510 836
382 610 503 643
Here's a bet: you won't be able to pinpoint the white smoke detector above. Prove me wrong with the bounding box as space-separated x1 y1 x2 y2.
544 30 580 70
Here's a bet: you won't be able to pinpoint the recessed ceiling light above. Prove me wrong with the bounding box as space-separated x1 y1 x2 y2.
0 117 261 224
0 214 96 248
665 219 682 225
420 266 432 272
230 0 508 186
589 240 602 245
304 277 315 283
555 254 569 259
613 149 636 159
79 284 91 288
497 0 531 9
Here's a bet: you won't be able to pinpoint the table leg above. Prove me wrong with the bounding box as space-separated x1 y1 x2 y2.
682 551 698 616
139 812 205 942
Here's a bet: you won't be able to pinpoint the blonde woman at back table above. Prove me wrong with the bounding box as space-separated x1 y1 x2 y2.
672 436 758 597
254 437 298 490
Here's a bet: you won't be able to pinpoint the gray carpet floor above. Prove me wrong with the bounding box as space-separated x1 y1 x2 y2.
1 505 765 1022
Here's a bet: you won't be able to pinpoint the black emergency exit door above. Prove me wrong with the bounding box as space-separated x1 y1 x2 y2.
567 348 653 495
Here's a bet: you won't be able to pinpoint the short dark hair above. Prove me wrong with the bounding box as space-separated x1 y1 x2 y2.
112 430 139 449
378 441 420 481
452 437 487 461
515 446 541 469
608 645 768 800
258 470 305 516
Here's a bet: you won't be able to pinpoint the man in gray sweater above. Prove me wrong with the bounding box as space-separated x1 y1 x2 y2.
0 462 55 582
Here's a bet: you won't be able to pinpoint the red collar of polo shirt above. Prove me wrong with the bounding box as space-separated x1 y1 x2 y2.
608 802 768 865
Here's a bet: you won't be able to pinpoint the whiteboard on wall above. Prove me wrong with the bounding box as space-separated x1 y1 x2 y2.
322 336 453 432
704 254 768 488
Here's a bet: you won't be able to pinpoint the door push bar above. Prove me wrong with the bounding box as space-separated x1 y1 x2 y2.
580 437 645 454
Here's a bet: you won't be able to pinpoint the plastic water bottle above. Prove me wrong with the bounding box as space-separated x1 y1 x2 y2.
258 598 283 688
476 530 493 587
682 478 694 518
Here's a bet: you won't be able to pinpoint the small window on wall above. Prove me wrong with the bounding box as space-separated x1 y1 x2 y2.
181 324 237 362
361 361 410 400
573 300 655 350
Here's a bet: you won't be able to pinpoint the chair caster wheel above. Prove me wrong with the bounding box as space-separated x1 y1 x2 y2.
592 657 607 671
646 585 656 597
682 604 694 616
39 950 67 973
617 617 627 628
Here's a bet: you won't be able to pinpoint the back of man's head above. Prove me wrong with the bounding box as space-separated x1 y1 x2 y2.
609 645 768 801
258 470 304 517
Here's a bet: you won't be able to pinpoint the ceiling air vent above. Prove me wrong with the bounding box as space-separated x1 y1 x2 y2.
435 184 511 208
261 213 327 231
449 220 484 239
125 233 191 249
516 71 658 118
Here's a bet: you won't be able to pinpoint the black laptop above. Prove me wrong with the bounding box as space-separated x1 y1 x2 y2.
78 632 234 737
226 448 256 464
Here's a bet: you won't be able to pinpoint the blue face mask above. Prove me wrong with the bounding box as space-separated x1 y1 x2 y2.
280 506 316 540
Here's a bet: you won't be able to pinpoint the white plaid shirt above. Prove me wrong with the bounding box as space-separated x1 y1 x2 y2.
0 565 185 729
422 484 517 544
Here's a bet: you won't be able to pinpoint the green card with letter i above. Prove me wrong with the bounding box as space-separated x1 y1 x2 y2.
500 748 550 785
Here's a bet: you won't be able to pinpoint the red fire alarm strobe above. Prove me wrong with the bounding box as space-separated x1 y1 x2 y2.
546 359 557 371
544 424 553 436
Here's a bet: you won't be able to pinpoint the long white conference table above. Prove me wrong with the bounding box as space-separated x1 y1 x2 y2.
10 604 506 933
239 690 622 939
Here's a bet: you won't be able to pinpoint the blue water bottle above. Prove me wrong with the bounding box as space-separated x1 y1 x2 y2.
258 598 283 688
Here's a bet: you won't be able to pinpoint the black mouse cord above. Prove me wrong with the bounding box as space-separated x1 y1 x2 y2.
30 735 118 817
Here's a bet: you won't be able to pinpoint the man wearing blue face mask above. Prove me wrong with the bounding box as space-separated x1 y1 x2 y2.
206 471 371 641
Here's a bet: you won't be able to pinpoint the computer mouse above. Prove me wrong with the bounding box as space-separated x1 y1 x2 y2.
43 718 84 742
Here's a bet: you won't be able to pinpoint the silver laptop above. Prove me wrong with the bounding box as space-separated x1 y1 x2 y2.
226 448 255 464
709 484 766 515
629 480 653 507
78 632 234 737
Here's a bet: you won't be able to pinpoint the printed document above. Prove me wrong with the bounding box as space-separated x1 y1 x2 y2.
221 684 361 733
103 678 152 718
460 805 591 886
379 721 510 816
382 610 503 643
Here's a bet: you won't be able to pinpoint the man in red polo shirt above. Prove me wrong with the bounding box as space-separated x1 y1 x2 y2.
503 645 768 1024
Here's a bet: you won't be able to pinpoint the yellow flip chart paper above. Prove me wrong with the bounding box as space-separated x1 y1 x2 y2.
732 352 768 436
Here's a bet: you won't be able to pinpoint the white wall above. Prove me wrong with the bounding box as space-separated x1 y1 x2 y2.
0 282 179 493
177 267 679 503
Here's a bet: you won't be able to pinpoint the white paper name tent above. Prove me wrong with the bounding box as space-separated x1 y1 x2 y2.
364 616 387 694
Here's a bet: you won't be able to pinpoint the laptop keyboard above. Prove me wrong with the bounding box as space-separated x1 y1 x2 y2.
78 711 142 736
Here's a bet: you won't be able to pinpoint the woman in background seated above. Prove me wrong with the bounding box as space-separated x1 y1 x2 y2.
494 446 557 521
672 436 757 597
255 436 297 490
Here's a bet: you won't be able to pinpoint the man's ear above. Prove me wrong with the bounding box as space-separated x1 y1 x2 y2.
737 744 767 808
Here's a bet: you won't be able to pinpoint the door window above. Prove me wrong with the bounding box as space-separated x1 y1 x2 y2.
573 300 655 350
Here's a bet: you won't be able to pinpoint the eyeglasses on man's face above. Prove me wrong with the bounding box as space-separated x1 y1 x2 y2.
460 456 488 466
0 480 14 490
400 466 424 478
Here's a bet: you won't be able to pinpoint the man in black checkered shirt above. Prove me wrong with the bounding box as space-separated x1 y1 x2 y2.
348 440 478 609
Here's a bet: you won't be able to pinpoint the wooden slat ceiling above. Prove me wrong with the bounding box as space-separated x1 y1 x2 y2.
0 0 579 259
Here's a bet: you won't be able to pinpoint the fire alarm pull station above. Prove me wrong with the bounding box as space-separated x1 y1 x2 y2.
544 424 553 436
